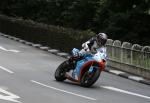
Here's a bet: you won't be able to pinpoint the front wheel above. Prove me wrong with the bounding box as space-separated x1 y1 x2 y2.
80 67 100 87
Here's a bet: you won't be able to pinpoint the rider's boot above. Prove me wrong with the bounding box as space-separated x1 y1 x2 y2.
65 73 79 83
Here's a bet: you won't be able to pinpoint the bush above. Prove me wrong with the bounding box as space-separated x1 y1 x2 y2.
0 14 95 52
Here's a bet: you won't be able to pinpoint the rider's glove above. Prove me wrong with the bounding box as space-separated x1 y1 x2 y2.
72 48 80 57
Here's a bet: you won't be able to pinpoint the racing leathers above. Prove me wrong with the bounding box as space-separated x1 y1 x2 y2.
79 37 107 62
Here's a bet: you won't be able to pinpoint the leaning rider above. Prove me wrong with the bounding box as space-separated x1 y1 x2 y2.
79 32 108 57
66 33 108 81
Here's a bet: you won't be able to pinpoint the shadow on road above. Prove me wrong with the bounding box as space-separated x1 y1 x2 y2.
53 80 100 89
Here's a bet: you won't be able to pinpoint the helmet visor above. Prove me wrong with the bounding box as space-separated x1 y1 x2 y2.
97 37 107 46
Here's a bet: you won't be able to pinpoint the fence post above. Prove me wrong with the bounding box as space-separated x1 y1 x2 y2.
142 46 150 69
113 40 121 61
122 42 132 64
106 39 114 59
131 44 143 66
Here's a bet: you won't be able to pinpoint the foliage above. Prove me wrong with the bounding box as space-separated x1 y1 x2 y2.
0 0 150 45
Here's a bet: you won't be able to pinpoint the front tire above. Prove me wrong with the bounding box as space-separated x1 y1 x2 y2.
80 68 100 87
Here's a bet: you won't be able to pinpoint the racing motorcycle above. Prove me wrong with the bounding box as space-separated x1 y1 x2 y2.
55 48 106 87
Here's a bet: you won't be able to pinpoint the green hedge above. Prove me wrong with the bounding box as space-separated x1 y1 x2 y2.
0 14 95 52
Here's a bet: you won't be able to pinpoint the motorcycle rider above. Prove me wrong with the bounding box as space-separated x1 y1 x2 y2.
65 33 108 81
79 32 108 59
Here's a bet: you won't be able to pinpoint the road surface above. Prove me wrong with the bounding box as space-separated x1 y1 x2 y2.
0 32 150 103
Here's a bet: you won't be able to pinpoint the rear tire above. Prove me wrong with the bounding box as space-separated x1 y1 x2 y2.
80 68 100 87
55 61 68 81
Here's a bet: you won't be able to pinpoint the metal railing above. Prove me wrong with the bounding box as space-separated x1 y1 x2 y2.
106 39 150 70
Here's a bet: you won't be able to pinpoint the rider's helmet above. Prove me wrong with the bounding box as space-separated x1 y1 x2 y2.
96 33 108 46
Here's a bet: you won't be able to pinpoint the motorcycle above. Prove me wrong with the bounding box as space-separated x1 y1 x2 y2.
55 48 106 87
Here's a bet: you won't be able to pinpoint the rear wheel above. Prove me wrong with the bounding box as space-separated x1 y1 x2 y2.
55 61 69 81
80 67 100 87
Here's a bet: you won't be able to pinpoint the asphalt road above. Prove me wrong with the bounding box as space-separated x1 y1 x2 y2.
0 33 150 103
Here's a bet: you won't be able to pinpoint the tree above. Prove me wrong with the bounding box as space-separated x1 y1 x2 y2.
0 0 149 45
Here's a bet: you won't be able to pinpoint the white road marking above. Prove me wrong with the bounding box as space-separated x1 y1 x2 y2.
0 66 14 74
0 88 21 103
0 46 20 53
101 86 150 100
31 80 96 101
